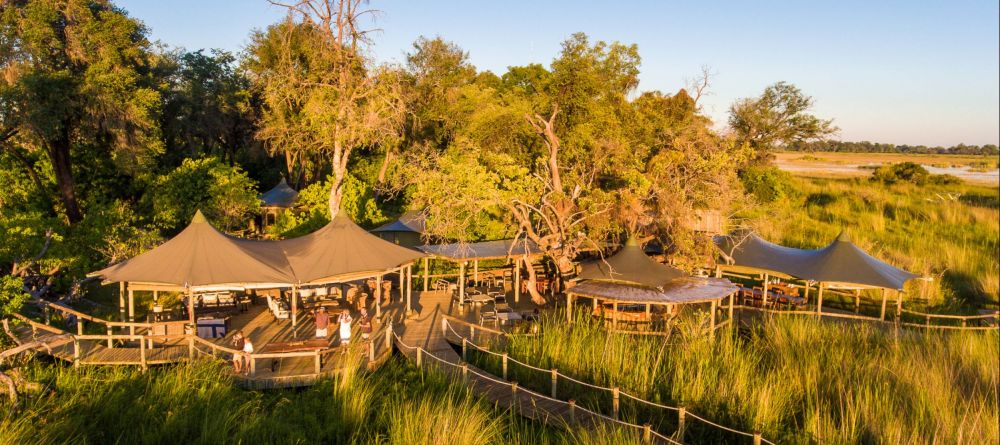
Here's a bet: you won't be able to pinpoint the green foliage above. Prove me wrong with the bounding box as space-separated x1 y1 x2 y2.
144 157 259 233
268 172 387 238
871 162 930 185
0 275 29 317
740 166 797 203
729 82 838 162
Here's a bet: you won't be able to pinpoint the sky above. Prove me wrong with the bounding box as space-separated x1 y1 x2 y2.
118 0 1000 146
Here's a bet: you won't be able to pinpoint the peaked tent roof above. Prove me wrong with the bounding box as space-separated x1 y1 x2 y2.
260 178 298 208
714 232 918 290
418 239 542 261
576 239 686 289
91 212 424 287
372 211 426 234
91 211 296 287
278 214 425 283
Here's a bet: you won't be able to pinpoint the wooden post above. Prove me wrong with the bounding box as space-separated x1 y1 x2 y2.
368 340 375 362
187 287 195 326
762 273 769 307
642 424 652 444
459 261 466 315
314 351 321 374
714 265 722 278
678 406 687 440
510 382 518 409
76 318 84 336
139 337 147 371
73 339 80 368
854 289 862 313
397 267 404 303
896 290 903 319
127 289 135 336
441 318 448 337
550 368 558 398
119 282 126 323
880 288 888 321
568 399 576 424
514 262 521 304
416 347 423 368
566 293 573 323
106 325 113 348
187 336 194 360
612 386 620 420
710 300 718 331
249 356 256 377
462 338 468 361
291 285 298 328
612 301 618 330
406 264 413 314
423 257 430 292
385 321 393 352
473 259 479 283
502 353 508 380
728 291 735 323
816 282 825 317
753 432 762 445
375 275 383 318
461 363 469 380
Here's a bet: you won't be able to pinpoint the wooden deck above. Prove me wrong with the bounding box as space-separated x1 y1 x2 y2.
395 291 672 443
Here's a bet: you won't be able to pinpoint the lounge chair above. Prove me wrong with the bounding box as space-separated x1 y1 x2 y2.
266 295 290 320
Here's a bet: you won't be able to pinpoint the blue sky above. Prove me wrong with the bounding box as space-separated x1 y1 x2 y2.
119 0 999 146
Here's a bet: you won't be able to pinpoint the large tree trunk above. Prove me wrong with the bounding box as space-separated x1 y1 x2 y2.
519 256 546 305
328 171 345 219
48 136 82 224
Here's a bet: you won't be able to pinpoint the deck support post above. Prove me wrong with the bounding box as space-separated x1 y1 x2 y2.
762 273 769 307
128 289 135 336
106 325 113 348
568 399 576 424
880 288 888 320
728 292 735 324
139 338 147 371
249 356 256 377
423 257 430 292
458 262 466 315
375 275 383 318
710 300 718 336
188 336 194 360
462 338 468 361
612 301 618 330
816 282 825 317
473 260 478 283
119 282 126 324
642 424 652 444
72 339 80 368
416 347 423 368
368 340 375 363
397 267 404 303
753 432 762 445
187 287 195 326
76 319 83 336
406 264 413 314
314 351 321 374
385 321 393 352
854 289 862 313
514 262 521 304
566 293 574 324
291 285 298 328
896 290 903 319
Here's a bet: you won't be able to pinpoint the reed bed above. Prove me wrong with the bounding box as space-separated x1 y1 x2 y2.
488 315 999 444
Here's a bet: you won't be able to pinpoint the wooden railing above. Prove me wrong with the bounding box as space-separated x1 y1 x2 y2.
735 304 999 331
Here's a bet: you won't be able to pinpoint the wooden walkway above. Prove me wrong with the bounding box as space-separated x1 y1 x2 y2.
395 291 674 443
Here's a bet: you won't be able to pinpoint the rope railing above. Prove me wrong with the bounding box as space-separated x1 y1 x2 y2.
442 319 770 444
736 304 998 331
389 330 680 445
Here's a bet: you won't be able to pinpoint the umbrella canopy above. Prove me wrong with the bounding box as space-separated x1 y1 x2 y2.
91 210 296 287
715 232 918 290
260 178 298 208
372 211 426 234
576 239 685 289
278 214 425 283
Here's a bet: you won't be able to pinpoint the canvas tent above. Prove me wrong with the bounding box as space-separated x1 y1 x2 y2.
714 231 919 319
91 210 424 326
371 211 426 247
569 239 738 329
259 178 298 228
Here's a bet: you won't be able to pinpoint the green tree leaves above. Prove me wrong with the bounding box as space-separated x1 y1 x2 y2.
729 81 837 162
144 157 259 233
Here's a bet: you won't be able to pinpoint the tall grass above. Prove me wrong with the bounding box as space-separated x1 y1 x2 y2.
483 315 999 444
749 177 999 308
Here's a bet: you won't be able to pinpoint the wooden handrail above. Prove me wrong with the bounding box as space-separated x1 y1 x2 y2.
9 313 66 334
900 309 997 320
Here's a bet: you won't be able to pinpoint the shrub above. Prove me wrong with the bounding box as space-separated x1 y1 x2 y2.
871 162 930 185
740 166 796 203
144 157 260 233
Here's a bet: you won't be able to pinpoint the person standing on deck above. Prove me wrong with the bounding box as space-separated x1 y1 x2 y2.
315 307 330 339
242 336 254 375
339 311 353 346
358 308 372 341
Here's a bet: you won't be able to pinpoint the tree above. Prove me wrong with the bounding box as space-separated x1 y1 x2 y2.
728 81 837 162
159 49 259 166
144 157 260 233
248 0 406 217
0 0 162 223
